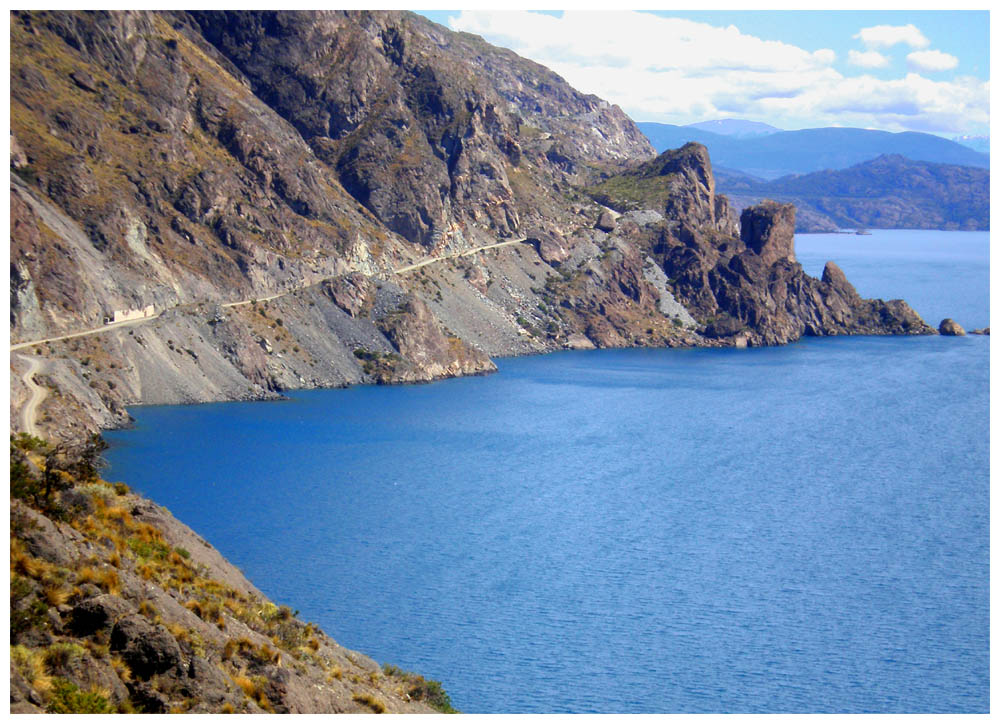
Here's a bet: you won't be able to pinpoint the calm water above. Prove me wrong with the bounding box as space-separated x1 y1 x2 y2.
105 230 989 713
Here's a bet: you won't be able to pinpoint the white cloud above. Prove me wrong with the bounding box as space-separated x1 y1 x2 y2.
448 11 987 135
907 49 959 72
848 49 889 68
854 24 930 49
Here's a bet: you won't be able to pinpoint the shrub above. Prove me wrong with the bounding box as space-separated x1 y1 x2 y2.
10 575 49 638
10 645 52 696
43 642 87 670
382 663 457 713
46 678 111 714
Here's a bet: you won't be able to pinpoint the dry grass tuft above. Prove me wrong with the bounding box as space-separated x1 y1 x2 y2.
353 692 386 713
110 656 132 683
11 645 53 696
43 584 72 607
76 566 120 595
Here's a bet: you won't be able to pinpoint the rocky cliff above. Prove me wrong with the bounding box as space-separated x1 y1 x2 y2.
588 144 933 346
10 10 932 441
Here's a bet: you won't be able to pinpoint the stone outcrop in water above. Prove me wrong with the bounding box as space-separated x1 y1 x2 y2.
939 318 966 336
592 147 934 345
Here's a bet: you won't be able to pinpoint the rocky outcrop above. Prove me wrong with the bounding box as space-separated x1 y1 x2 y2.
184 10 653 248
374 294 496 383
740 201 796 267
939 318 966 336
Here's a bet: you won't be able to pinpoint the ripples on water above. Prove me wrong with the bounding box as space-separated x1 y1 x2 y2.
105 231 988 713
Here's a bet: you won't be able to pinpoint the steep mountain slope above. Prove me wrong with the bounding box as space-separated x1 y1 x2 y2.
637 122 990 178
721 155 989 231
10 435 451 713
10 10 932 443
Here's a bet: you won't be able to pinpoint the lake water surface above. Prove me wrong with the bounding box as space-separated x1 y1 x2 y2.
105 230 989 713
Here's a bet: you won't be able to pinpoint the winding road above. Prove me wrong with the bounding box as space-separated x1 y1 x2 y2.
9 237 533 435
16 354 46 437
9 237 531 352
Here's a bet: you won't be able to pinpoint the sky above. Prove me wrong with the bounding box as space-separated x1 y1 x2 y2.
416 10 990 137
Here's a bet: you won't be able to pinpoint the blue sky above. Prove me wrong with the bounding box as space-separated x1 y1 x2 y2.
416 10 989 136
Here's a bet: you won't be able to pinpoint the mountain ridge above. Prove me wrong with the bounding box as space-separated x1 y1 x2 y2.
719 154 989 232
637 121 990 178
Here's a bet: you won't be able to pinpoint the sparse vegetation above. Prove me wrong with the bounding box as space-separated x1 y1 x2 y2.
382 664 458 713
353 692 386 713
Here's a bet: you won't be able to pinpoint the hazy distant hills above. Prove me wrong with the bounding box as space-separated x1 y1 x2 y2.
721 154 989 232
637 122 989 179
684 119 781 138
952 135 990 154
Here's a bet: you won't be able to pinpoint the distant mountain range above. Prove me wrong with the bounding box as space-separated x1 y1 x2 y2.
637 122 990 179
684 119 781 138
719 154 989 232
952 135 990 154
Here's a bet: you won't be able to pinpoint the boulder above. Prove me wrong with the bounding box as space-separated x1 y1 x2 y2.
595 209 617 233
70 594 136 636
938 318 966 336
70 69 98 92
528 233 570 266
110 614 183 679
565 333 596 350
970 327 989 335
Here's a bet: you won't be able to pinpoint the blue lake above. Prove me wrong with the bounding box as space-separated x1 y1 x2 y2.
105 230 989 713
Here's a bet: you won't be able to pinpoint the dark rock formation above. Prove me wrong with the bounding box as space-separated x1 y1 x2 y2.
110 614 184 679
70 594 135 636
970 327 989 335
740 201 796 266
939 318 966 336
648 193 933 345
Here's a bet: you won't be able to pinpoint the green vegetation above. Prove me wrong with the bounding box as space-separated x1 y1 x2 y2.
382 664 458 713
587 172 680 211
47 678 112 713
